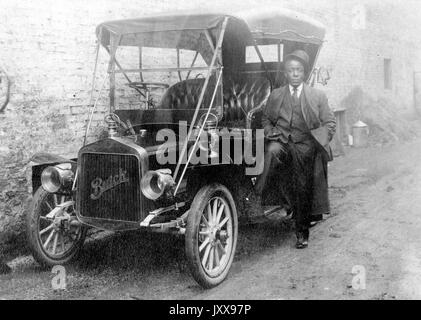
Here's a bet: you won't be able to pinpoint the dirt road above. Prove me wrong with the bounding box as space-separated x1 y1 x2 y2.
1 138 421 300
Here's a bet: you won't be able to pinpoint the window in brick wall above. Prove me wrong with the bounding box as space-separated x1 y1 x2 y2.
384 58 392 90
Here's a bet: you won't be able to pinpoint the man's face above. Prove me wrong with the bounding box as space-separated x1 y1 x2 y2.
285 59 305 87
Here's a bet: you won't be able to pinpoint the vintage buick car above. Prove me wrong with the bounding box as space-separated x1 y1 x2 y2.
27 8 326 288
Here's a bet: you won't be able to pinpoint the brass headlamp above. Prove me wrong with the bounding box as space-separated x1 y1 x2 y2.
41 163 74 193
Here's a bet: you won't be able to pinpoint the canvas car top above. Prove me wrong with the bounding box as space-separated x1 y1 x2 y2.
96 7 326 47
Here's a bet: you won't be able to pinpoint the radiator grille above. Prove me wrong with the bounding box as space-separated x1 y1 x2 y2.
79 153 141 222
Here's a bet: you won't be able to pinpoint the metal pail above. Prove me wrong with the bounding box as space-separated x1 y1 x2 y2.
352 120 369 147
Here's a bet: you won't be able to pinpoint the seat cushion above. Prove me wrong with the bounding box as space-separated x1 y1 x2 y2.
159 77 214 109
158 75 271 128
222 76 271 126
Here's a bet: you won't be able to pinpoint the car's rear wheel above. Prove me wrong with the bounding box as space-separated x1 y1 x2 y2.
26 187 86 267
185 183 238 288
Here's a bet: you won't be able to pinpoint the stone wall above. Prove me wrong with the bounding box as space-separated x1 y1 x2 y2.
1 0 421 247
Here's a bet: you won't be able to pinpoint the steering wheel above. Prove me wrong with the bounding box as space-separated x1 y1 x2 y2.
127 82 169 90
127 82 170 108
194 73 205 79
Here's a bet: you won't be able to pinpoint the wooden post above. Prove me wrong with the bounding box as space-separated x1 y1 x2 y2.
139 46 144 82
186 51 199 79
108 35 121 112
177 48 182 81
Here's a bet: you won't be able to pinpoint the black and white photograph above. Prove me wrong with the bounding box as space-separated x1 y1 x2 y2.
1 0 421 302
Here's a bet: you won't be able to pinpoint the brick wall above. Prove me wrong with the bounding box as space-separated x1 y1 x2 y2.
1 0 421 245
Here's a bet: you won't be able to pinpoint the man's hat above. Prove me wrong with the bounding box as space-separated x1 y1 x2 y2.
285 50 310 72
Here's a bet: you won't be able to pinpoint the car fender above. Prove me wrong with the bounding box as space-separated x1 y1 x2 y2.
29 152 77 195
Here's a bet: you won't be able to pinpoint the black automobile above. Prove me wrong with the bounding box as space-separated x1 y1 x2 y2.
27 7 326 288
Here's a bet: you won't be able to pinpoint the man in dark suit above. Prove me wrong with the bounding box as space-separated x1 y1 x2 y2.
254 50 336 248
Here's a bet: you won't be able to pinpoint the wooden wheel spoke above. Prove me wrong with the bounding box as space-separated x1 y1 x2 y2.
43 229 56 249
201 244 211 267
217 240 226 255
218 216 229 229
39 223 54 236
207 204 213 224
60 232 66 253
45 201 54 212
39 216 52 222
52 232 59 254
212 199 218 223
208 247 214 270
201 214 210 228
216 203 225 224
214 245 220 266
63 233 72 246
53 194 58 207
199 237 210 252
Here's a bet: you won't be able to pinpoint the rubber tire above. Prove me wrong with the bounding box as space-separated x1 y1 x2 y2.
185 183 238 288
26 187 87 268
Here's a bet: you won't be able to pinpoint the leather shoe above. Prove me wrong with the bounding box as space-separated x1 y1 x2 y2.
296 238 308 249
295 230 309 249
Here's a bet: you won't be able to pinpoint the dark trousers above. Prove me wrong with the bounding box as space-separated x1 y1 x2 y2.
255 138 316 234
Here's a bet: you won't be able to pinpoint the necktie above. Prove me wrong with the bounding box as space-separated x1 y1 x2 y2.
292 87 299 103
289 87 299 128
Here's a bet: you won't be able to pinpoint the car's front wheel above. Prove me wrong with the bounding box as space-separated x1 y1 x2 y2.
26 187 86 267
185 183 238 288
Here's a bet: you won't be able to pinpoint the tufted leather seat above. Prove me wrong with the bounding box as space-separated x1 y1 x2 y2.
222 77 271 128
158 76 271 128
158 77 214 110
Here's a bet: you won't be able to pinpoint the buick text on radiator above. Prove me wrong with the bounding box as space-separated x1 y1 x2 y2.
90 168 129 200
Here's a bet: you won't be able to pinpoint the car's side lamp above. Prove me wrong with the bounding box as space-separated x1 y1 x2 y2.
140 169 175 200
41 163 74 193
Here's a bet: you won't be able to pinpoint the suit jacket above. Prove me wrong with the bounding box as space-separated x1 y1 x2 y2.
262 84 336 161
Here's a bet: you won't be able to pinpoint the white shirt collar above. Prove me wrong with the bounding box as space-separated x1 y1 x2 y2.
289 83 303 98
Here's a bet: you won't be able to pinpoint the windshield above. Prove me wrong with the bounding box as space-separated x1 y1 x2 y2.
109 29 218 110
